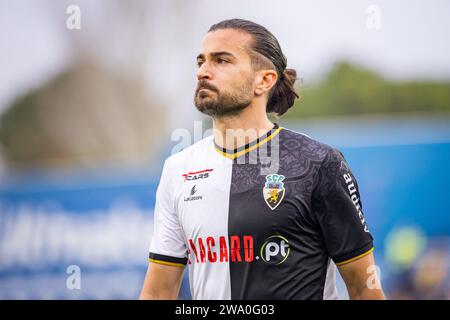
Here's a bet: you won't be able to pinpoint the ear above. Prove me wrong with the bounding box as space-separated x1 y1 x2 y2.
254 69 278 96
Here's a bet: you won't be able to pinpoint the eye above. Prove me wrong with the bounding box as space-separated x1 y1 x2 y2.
217 58 229 64
197 60 204 67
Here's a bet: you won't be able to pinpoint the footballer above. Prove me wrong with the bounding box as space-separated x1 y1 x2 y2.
139 19 385 300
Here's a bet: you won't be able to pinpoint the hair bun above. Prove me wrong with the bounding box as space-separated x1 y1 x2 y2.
267 67 299 116
283 68 297 86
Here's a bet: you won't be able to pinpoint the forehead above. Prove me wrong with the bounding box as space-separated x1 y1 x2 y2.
201 29 253 59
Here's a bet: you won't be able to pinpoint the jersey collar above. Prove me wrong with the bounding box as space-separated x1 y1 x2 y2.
213 123 282 160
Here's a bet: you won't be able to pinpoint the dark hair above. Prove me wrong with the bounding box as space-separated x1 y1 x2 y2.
208 19 299 116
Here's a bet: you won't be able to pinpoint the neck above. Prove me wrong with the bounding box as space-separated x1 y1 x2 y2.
212 100 274 151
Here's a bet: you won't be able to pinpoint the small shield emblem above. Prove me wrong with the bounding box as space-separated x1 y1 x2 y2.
263 174 286 210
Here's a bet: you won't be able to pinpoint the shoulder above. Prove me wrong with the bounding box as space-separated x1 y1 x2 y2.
278 126 350 191
279 126 343 164
163 134 214 169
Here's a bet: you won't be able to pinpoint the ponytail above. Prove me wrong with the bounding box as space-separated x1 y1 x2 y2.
267 68 299 116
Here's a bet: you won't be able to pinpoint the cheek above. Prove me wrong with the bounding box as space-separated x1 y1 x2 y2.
238 74 255 93
216 66 254 92
230 70 254 90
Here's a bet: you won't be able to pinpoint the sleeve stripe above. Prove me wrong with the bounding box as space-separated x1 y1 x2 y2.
149 252 188 266
149 258 186 268
335 247 374 266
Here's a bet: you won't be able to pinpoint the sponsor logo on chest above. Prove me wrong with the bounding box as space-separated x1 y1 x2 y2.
187 234 290 265
182 169 214 182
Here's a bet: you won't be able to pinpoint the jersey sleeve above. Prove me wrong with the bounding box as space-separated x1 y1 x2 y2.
312 148 374 266
148 159 188 267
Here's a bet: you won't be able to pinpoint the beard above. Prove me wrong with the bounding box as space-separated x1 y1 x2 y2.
194 78 253 117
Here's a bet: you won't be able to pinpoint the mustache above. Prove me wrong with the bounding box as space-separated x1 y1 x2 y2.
196 81 219 94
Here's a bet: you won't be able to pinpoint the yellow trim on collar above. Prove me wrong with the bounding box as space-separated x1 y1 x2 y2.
214 127 282 160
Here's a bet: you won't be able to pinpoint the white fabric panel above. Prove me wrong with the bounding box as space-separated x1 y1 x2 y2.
323 258 339 300
152 135 234 299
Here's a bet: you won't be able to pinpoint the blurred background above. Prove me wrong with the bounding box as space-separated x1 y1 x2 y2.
0 0 449 299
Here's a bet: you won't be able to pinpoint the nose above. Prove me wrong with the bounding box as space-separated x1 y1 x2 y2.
197 62 213 81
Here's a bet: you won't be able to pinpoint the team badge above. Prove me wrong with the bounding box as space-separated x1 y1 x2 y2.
263 174 285 210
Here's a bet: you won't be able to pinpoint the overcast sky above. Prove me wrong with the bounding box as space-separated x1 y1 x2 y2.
1 0 449 128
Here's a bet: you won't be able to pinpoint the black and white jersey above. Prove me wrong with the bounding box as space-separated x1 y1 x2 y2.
148 124 373 300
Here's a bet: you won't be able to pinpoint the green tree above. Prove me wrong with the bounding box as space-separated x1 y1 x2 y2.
285 61 450 119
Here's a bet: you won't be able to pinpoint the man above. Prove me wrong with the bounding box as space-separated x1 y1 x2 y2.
140 19 385 300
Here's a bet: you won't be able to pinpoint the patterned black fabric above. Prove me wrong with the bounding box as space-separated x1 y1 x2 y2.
227 128 373 299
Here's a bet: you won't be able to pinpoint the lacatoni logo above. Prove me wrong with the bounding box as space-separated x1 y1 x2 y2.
260 235 290 265
182 169 213 182
184 185 203 202
187 235 290 265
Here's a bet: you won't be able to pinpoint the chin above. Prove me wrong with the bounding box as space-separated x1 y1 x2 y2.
196 96 215 108
195 100 214 114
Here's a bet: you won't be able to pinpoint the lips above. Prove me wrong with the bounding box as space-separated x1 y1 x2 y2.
197 89 216 99
197 87 216 93
196 82 218 95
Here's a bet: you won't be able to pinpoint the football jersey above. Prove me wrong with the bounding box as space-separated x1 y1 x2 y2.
148 123 373 300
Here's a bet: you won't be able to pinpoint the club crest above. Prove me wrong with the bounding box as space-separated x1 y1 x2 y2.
263 174 285 210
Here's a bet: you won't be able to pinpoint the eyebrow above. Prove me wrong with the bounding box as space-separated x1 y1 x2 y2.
196 51 237 61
